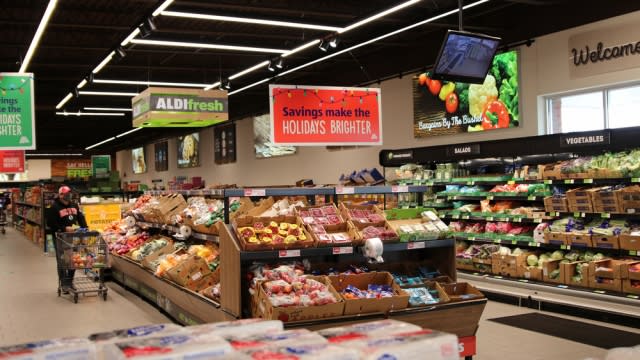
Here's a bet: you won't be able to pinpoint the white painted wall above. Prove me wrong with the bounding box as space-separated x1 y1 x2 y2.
117 10 640 187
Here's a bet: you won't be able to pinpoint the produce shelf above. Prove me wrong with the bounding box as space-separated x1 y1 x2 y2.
334 185 430 194
15 201 41 207
441 212 549 224
547 211 640 218
136 222 220 243
437 194 548 201
455 235 636 255
145 189 225 197
225 187 335 197
110 255 235 325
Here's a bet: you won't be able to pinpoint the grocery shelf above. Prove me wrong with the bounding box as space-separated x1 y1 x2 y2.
334 185 430 194
136 222 220 243
145 189 224 197
441 213 549 224
15 201 41 207
437 194 548 201
237 238 455 261
547 211 640 218
454 235 635 255
225 187 335 197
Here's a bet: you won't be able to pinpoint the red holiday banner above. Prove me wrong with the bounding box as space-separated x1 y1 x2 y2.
269 85 382 146
0 150 25 173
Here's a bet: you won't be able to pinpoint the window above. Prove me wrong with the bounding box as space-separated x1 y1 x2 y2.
546 83 640 134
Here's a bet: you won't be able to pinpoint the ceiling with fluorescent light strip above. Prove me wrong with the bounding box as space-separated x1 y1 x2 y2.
2 0 640 154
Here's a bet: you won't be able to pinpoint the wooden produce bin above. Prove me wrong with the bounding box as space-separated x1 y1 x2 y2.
561 262 590 288
328 272 409 315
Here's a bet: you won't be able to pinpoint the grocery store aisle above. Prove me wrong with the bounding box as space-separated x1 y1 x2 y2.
0 227 171 346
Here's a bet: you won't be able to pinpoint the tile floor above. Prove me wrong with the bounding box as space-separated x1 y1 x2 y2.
1 226 638 359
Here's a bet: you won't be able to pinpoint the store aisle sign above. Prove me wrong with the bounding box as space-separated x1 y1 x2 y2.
569 21 640 78
82 203 122 231
0 150 25 173
0 73 35 149
560 130 610 148
132 87 228 128
269 85 382 146
91 155 111 178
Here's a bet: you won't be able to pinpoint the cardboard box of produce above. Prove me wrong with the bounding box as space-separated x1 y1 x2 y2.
622 279 640 295
591 234 619 249
158 193 188 224
561 262 590 288
541 164 564 180
619 234 640 251
309 220 361 247
246 197 275 217
328 272 409 315
233 215 314 251
544 196 569 213
542 259 564 284
141 241 175 270
620 261 640 280
455 258 476 272
491 252 530 278
255 275 345 322
166 255 211 287
590 277 622 292
229 197 255 221
543 231 568 245
616 186 640 212
565 188 595 203
518 266 543 281
339 202 385 223
588 259 625 279
441 282 484 302
567 233 593 248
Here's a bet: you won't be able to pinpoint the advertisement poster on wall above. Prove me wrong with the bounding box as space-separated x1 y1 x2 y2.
132 147 146 174
254 114 296 158
177 132 200 168
154 141 168 171
0 150 25 173
51 159 92 179
413 50 519 138
0 73 35 150
214 123 236 164
269 85 382 146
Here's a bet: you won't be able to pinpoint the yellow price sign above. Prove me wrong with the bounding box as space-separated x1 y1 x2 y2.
81 203 122 231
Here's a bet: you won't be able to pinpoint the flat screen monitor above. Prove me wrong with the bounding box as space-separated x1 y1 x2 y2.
431 30 501 84
131 146 146 174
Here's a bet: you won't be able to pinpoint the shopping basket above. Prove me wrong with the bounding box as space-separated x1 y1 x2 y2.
55 231 109 303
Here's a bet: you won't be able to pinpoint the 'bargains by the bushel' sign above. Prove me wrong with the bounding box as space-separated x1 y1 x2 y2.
269 85 382 146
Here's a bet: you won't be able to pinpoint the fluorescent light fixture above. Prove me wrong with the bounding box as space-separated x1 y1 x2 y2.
27 153 83 157
19 0 58 73
84 107 132 112
56 111 126 116
77 79 88 89
93 78 210 88
152 0 175 17
92 51 115 74
339 0 422 34
229 61 270 81
228 77 273 96
55 92 73 109
130 39 288 54
161 11 342 32
203 81 221 91
232 0 490 96
116 127 143 138
121 28 140 46
282 39 320 58
85 137 116 150
79 91 139 96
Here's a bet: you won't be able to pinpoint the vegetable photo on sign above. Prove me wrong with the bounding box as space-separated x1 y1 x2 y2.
413 50 519 138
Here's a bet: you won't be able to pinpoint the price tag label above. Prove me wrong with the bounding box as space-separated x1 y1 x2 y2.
601 213 611 219
557 285 568 289
573 212 580 218
630 250 638 256
508 180 516 185
447 196 453 201
632 178 640 183
628 209 637 214
565 245 571 250
486 217 494 221
452 214 460 219
564 179 575 184
244 188 266 197
534 218 543 223
494 276 503 279
594 290 606 294
407 242 426 250
513 218 522 223
518 279 529 283
466 181 475 186
511 240 518 245
462 215 470 220
278 249 301 258
468 237 476 241
332 247 353 255
627 295 639 299
487 196 494 200
527 196 537 201
493 239 501 244
426 181 434 186
336 187 355 195
560 245 567 250
544 180 553 184
583 179 594 184
392 185 409 193
439 213 446 218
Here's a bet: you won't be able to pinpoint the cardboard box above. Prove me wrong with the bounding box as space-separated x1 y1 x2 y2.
567 233 593 248
441 282 485 302
491 252 530 278
544 231 567 245
588 259 625 279
328 272 409 315
561 262 590 288
566 188 594 204
455 258 476 272
590 277 622 292
256 276 345 322
310 220 362 247
158 193 188 224
620 261 640 280
591 234 619 249
619 234 640 251
544 196 569 213
246 197 276 217
616 186 640 212
542 259 564 284
229 197 255 221
339 202 386 224
233 215 314 251
541 164 564 180
166 255 212 287
518 266 543 281
141 241 175 270
622 279 640 295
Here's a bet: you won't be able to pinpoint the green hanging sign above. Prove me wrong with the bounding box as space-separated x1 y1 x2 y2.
91 155 111 178
0 73 35 149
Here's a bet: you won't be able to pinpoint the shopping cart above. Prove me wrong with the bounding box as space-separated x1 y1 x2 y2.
55 231 109 303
